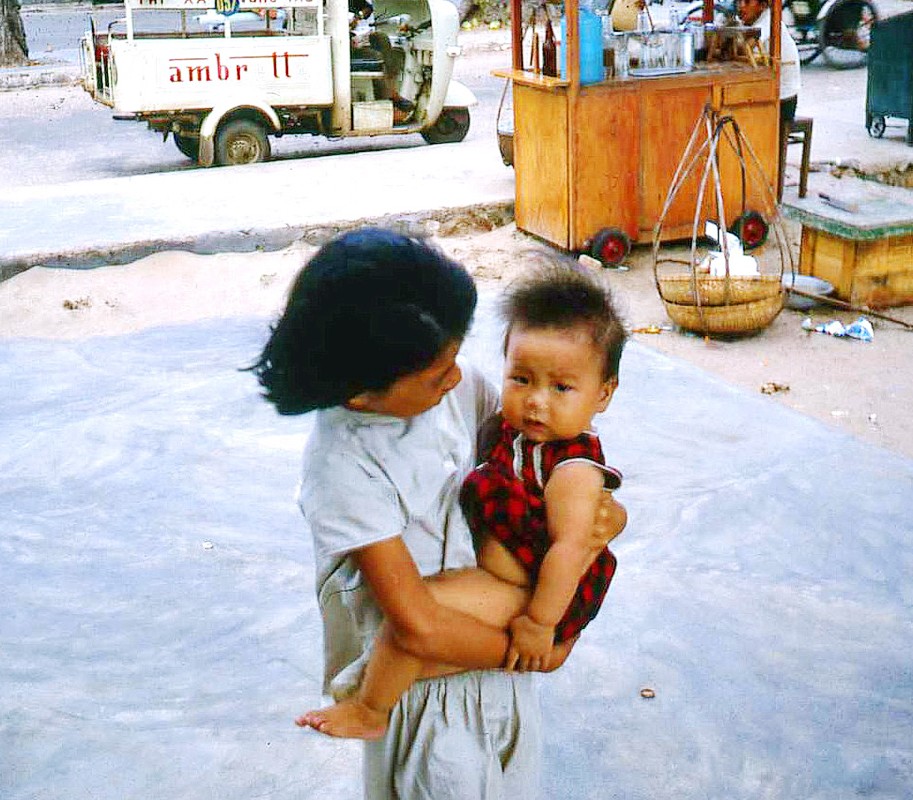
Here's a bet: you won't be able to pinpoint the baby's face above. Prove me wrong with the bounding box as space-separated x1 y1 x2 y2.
500 324 615 442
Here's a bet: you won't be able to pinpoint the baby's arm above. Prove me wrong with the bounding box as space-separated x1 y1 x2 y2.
506 462 606 672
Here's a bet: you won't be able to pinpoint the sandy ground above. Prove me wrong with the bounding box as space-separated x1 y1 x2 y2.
2 221 911 458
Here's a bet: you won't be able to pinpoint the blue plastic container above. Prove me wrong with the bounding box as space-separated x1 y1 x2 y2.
560 4 605 85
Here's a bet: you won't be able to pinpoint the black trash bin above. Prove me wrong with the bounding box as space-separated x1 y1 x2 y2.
866 11 913 146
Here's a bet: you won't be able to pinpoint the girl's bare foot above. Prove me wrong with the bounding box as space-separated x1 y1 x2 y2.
294 698 388 740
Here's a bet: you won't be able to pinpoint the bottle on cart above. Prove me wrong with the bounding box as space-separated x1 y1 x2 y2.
543 16 558 76
560 0 605 85
601 10 616 77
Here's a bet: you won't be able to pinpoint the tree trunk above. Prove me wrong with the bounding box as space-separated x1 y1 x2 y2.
1 0 29 67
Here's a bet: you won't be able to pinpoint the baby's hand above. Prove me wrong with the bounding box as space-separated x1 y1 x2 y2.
505 614 555 672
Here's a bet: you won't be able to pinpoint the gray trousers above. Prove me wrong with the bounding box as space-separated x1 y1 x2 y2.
364 670 542 800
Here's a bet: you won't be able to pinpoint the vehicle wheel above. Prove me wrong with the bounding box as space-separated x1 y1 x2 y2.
820 0 876 70
214 118 271 166
796 39 823 65
590 227 631 267
173 132 200 161
783 5 822 64
731 210 768 250
791 27 822 65
868 115 886 138
421 108 471 145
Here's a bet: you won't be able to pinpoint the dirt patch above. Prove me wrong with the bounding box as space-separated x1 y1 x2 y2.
2 222 911 459
440 225 913 461
829 160 913 189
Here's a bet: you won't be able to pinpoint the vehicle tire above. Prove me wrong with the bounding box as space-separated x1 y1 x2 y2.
173 132 200 161
820 0 876 70
590 227 631 267
421 108 471 145
214 118 271 166
730 210 768 250
783 4 822 64
791 26 822 65
796 38 823 65
868 115 886 139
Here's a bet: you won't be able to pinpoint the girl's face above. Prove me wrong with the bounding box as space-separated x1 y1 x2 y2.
347 340 463 418
501 324 615 443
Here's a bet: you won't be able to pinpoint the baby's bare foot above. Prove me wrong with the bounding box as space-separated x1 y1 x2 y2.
295 698 388 741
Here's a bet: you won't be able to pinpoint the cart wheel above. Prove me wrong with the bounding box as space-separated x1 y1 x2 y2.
215 118 271 166
868 115 886 138
590 228 631 267
731 211 768 250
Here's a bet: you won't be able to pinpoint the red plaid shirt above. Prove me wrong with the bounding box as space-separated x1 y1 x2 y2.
460 421 620 643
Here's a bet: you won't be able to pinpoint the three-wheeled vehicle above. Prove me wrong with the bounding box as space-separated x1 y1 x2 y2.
80 0 477 166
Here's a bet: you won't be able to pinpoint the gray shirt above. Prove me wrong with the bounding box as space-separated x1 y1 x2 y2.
297 358 499 697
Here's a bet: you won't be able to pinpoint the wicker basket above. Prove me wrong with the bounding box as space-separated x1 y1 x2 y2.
651 108 793 337
658 273 782 306
496 78 514 167
498 128 515 167
663 293 784 335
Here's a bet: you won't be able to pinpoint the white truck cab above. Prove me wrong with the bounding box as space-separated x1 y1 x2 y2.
80 0 476 165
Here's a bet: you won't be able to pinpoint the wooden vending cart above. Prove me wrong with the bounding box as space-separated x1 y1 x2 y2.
498 0 784 264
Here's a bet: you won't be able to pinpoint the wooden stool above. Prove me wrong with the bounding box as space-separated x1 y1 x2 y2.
706 27 767 67
779 116 813 201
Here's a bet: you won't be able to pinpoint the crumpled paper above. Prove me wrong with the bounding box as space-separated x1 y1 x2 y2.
801 316 874 342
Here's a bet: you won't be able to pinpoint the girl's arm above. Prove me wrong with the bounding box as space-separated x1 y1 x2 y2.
506 462 606 671
353 537 511 668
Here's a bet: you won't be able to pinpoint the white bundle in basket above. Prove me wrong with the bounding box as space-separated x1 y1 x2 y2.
701 221 760 278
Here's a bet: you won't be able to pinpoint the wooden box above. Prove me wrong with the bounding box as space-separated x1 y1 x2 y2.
799 226 913 309
782 187 913 309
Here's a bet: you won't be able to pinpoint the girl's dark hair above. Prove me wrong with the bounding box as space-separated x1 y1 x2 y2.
252 228 477 414
500 256 627 380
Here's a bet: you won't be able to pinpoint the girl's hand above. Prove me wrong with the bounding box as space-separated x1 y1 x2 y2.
505 614 555 672
591 492 627 551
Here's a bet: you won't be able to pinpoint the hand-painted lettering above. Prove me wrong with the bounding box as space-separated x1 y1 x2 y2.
168 52 304 82
271 51 292 78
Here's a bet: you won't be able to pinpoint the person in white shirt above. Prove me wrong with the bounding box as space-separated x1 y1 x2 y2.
737 0 801 124
349 0 415 122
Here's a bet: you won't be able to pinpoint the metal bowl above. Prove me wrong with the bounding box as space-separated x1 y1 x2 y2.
781 273 835 311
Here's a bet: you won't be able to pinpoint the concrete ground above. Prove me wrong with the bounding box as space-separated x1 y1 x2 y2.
2 292 912 799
